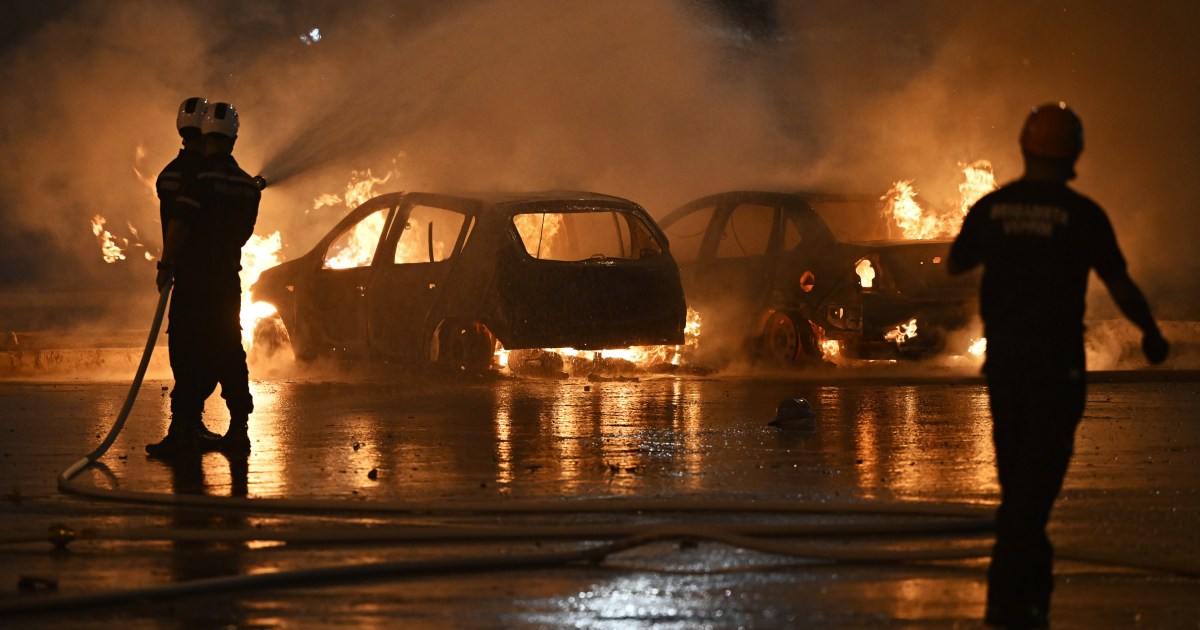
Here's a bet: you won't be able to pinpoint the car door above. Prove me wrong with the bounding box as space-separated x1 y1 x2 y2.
296 202 394 358
696 200 781 314
501 205 685 349
367 201 473 361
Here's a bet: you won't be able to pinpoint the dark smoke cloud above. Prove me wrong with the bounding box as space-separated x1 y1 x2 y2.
1 0 1197 329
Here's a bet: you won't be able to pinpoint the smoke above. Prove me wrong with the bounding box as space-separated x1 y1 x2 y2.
1 0 1198 336
763 1 1200 318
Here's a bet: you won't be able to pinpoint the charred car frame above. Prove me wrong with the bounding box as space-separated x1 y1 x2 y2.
252 191 687 372
659 190 979 363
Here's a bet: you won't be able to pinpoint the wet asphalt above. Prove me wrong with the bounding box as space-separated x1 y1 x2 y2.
0 367 1197 628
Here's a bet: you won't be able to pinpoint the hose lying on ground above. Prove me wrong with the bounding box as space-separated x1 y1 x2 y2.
57 278 172 492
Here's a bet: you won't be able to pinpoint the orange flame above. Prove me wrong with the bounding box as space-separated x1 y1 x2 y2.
883 161 996 240
90 215 126 263
241 231 283 347
884 317 919 345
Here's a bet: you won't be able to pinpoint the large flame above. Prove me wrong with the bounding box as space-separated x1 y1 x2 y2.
240 231 283 346
512 212 565 258
883 161 996 240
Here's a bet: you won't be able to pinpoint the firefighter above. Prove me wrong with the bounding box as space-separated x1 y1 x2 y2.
948 102 1169 628
152 97 221 444
147 102 261 458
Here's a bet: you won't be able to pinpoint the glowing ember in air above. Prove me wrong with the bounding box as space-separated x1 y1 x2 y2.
91 215 126 263
240 232 283 347
884 317 919 345
968 337 987 356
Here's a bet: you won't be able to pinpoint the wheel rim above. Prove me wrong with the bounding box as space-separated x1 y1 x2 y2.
763 312 799 362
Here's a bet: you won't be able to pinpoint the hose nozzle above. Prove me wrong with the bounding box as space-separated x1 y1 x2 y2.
253 175 268 191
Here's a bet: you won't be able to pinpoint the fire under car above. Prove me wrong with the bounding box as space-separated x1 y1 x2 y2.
250 191 687 373
658 190 980 364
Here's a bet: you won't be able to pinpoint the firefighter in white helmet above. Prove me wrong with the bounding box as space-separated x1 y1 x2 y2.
148 102 261 459
146 97 224 452
949 103 1168 628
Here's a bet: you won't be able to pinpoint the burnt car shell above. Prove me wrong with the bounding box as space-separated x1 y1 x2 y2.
659 191 978 361
251 191 686 367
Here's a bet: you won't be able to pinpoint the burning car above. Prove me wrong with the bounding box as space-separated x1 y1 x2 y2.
658 190 979 363
250 191 686 372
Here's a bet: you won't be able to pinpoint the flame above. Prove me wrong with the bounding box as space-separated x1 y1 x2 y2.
313 169 392 211
240 231 284 346
317 169 397 270
958 160 995 216
513 212 565 258
884 317 919 345
323 212 386 270
855 258 875 288
883 161 997 240
132 144 158 200
91 215 126 263
496 307 704 374
968 337 987 356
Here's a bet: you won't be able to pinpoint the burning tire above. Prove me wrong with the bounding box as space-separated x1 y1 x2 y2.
432 319 497 375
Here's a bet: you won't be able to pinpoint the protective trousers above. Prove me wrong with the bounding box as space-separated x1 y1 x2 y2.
167 280 253 430
984 371 1085 624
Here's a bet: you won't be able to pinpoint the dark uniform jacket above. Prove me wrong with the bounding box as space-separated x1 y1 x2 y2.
155 149 204 240
949 179 1127 375
170 153 261 284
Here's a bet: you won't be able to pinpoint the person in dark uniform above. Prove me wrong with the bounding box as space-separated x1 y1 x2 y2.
948 102 1169 628
151 97 221 444
147 101 261 458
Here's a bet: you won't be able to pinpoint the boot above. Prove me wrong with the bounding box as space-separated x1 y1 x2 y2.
146 420 201 460
215 413 251 456
197 419 222 442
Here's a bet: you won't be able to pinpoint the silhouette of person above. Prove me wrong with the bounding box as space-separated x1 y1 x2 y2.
150 97 223 445
949 102 1169 628
148 102 260 458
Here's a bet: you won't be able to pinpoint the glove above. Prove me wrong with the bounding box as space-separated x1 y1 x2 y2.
1142 331 1169 365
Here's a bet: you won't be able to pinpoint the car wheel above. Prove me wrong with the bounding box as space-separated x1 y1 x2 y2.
759 310 818 364
434 320 497 375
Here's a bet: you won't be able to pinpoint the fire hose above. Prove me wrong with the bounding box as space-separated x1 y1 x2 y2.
9 276 1195 617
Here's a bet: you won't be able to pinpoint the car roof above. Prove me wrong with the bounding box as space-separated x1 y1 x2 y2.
683 190 878 206
406 190 642 209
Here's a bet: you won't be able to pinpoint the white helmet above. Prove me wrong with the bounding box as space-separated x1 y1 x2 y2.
176 97 208 133
201 102 239 138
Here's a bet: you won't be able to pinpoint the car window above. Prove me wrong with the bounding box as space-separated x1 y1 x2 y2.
783 214 803 250
662 205 713 263
716 203 775 258
513 209 664 262
394 204 468 264
323 207 389 269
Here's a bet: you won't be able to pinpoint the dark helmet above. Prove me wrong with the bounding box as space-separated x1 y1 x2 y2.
1019 102 1084 160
